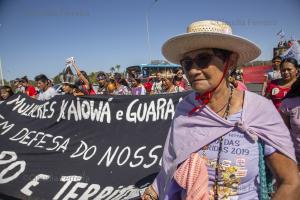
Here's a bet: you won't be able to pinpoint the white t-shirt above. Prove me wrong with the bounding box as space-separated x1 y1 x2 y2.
151 81 163 94
265 70 281 81
37 87 58 101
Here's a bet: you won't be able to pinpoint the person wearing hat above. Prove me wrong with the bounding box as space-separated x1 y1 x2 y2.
142 20 299 200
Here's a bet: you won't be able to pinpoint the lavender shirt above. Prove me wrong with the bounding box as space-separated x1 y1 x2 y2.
281 97 300 162
131 86 146 95
153 91 296 199
165 111 276 200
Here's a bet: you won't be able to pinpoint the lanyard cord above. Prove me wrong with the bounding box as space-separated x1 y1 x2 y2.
213 86 234 200
189 60 230 116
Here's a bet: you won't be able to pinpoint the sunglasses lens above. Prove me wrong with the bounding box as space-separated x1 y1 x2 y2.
195 53 212 69
181 53 213 71
180 59 193 71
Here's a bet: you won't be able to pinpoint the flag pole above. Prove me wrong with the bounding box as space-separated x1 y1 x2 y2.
145 0 158 63
0 57 4 86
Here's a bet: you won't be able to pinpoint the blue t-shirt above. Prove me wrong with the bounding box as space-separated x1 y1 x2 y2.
166 111 276 200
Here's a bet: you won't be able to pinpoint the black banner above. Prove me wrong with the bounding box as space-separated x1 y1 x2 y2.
0 92 190 200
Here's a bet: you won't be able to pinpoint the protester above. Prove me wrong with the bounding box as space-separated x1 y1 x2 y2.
35 74 58 100
96 71 109 95
107 81 117 95
228 69 248 91
113 73 131 95
144 77 153 95
62 80 76 95
151 72 163 94
162 77 184 93
69 58 96 95
63 66 75 83
20 76 37 98
261 56 282 95
0 86 14 101
280 74 300 169
13 78 25 94
131 78 146 95
142 20 299 200
265 57 299 110
173 68 190 90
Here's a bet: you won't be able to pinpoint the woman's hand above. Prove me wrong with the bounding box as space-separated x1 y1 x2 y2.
141 185 158 200
266 152 300 200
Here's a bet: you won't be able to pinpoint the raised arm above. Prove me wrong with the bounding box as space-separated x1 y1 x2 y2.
71 60 90 90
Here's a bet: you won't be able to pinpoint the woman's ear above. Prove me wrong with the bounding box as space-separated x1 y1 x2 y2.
228 53 239 68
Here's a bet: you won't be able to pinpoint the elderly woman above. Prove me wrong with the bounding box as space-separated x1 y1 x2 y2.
162 78 184 93
142 20 299 200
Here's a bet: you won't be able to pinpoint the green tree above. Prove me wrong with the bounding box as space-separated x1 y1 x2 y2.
115 64 121 72
89 72 97 84
53 74 62 84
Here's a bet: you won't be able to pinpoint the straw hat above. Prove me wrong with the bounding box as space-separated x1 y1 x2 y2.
162 20 261 65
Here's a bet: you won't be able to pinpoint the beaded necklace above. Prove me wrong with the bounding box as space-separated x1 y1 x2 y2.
201 86 234 200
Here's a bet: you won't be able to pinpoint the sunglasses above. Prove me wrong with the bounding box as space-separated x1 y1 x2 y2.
96 77 106 81
180 53 215 71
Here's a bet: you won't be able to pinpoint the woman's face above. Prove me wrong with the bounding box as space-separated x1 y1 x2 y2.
1 89 10 100
162 79 168 90
280 62 298 82
131 79 138 87
36 80 47 91
181 49 227 94
62 84 73 94
176 70 183 78
272 59 281 70
97 79 106 87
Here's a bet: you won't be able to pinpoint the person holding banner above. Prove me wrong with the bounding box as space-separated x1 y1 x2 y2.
142 20 300 200
68 57 96 95
96 71 109 95
0 85 14 101
20 76 37 98
265 57 299 110
35 74 58 101
62 79 77 95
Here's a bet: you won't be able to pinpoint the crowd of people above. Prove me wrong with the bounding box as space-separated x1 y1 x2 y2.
0 59 194 102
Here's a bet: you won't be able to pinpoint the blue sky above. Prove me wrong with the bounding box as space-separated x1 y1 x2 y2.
0 0 300 81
